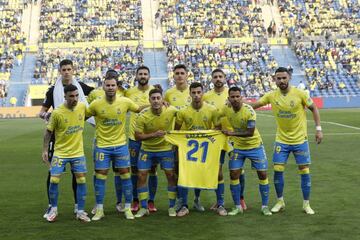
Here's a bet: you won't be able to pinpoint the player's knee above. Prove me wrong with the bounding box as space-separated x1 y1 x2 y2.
218 172 224 181
149 165 157 174
257 171 267 180
76 176 86 184
274 164 285 172
50 176 60 184
230 170 241 180
137 171 148 181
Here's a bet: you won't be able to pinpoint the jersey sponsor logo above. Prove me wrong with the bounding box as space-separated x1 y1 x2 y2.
102 118 122 126
277 110 296 119
65 125 83 135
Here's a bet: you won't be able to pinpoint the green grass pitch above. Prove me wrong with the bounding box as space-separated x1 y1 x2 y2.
0 108 360 240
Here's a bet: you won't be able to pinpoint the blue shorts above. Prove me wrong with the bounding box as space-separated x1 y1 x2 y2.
272 141 311 165
129 139 141 167
138 150 175 171
50 156 87 176
229 145 268 171
94 145 130 170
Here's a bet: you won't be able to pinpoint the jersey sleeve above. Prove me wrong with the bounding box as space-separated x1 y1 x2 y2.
175 109 184 126
257 92 270 106
79 82 94 96
135 113 145 133
42 87 54 108
127 98 140 112
47 111 57 132
300 90 314 107
86 102 96 117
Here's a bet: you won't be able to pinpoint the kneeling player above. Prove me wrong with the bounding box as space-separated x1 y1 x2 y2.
134 88 178 217
221 87 271 216
41 84 90 222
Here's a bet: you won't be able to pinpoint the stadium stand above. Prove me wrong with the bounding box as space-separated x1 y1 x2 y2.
0 0 27 104
166 42 278 97
294 39 360 97
39 0 143 43
158 0 266 39
278 0 359 39
32 45 144 86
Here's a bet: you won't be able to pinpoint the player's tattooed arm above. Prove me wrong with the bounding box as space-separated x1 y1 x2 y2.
42 129 52 167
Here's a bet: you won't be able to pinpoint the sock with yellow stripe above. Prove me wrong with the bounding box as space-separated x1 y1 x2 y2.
148 173 158 202
114 173 122 203
120 172 133 205
299 168 311 200
179 186 188 207
168 186 177 208
138 186 149 209
94 173 107 205
216 180 225 206
259 178 270 206
49 176 60 208
76 177 86 211
274 165 285 198
239 170 245 199
131 173 138 201
230 179 240 206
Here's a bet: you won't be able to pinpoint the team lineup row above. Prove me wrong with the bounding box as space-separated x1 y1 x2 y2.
39 61 323 222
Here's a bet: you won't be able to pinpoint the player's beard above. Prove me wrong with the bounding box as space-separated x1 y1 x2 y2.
214 81 224 88
138 78 149 86
278 82 289 91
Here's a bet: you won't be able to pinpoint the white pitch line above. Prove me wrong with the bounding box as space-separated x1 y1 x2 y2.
258 113 360 131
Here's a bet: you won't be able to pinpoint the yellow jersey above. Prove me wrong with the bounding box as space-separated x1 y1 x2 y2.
87 87 125 104
125 86 154 140
164 86 191 108
176 102 219 130
258 87 313 144
165 130 231 189
135 106 178 152
220 104 262 149
203 88 228 109
86 97 139 148
203 88 232 131
47 103 86 158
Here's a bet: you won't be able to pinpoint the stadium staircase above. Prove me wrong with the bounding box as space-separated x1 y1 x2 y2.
271 46 305 86
6 54 37 107
144 50 169 90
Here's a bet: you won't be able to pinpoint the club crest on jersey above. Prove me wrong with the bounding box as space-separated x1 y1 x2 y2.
64 118 68 123
290 100 295 108
117 108 121 114
203 116 208 122
78 114 83 120
172 97 177 102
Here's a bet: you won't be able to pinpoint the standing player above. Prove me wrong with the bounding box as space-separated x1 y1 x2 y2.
42 84 90 222
203 69 247 211
39 59 94 217
164 64 191 108
221 86 271 216
86 76 143 220
249 67 323 214
87 69 126 213
134 88 178 217
175 82 226 217
125 66 158 212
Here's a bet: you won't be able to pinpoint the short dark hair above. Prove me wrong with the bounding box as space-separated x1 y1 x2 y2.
275 67 291 75
228 86 241 95
173 64 187 72
59 59 73 68
103 76 119 86
105 69 119 80
136 66 150 74
64 84 78 94
211 68 225 77
189 82 203 91
149 88 163 97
